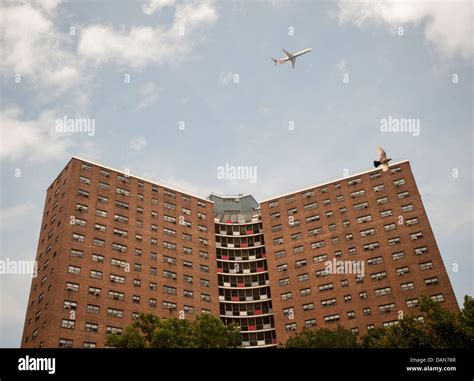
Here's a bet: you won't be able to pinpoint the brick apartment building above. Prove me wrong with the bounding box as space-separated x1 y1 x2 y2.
21 157 458 348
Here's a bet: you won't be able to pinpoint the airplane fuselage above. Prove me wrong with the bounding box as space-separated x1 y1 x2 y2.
272 48 312 68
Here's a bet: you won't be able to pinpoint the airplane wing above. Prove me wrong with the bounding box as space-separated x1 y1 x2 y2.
282 49 294 59
291 58 296 69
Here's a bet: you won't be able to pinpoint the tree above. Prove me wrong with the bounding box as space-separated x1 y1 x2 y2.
106 313 241 348
286 295 474 348
362 295 474 348
192 313 241 348
285 326 358 348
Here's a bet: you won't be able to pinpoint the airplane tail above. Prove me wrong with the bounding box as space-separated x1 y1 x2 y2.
373 160 381 168
271 58 277 65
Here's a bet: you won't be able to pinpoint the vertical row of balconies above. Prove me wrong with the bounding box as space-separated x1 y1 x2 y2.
214 211 277 348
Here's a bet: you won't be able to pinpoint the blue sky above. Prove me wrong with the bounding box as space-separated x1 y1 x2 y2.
1 0 472 347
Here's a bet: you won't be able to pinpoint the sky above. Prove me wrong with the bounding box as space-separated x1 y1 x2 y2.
0 0 472 347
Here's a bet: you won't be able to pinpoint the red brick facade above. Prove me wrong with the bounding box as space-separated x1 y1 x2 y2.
21 158 458 348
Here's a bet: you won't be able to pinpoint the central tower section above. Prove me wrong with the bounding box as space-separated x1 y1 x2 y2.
209 194 277 348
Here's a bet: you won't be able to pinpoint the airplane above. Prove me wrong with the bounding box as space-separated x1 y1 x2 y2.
271 48 312 69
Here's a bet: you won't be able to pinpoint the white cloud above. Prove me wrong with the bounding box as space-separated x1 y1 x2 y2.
337 0 473 60
78 0 218 68
143 0 176 15
0 1 80 90
218 71 235 86
0 106 71 161
129 136 147 152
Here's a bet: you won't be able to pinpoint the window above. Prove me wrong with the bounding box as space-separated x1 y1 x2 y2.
392 251 405 260
268 200 279 209
279 278 290 286
348 178 362 186
353 202 368 210
66 282 79 292
410 231 423 240
114 214 128 223
363 307 371 315
321 298 336 307
72 233 85 242
284 323 297 331
306 214 320 223
384 223 396 232
378 303 395 313
419 261 433 271
380 210 392 218
370 271 387 280
397 191 410 199
300 190 316 199
95 223 106 232
96 209 107 218
318 283 334 292
133 295 140 304
402 204 414 213
401 282 414 291
281 292 293 301
61 319 75 329
93 238 105 247
388 237 401 246
68 265 80 275
116 187 130 197
347 311 355 319
372 184 384 192
310 240 325 249
107 308 124 318
313 254 328 263
363 242 379 251
298 273 309 282
406 217 419 226
374 287 391 296
303 303 314 311
377 196 388 205
108 291 124 300
300 287 311 296
357 214 372 224
90 270 102 279
367 256 383 266
360 228 375 237
424 277 438 286
70 249 83 258
287 207 298 215
275 250 286 258
106 326 122 335
350 190 365 198
396 266 410 276
394 178 406 187
406 298 419 308
87 305 100 314
277 264 288 272
110 274 125 284
430 294 444 303
84 321 99 333
63 300 77 310
324 314 340 323
414 246 428 255
295 259 307 268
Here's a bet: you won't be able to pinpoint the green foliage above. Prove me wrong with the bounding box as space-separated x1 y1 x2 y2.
287 295 474 349
285 326 358 348
106 313 241 348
